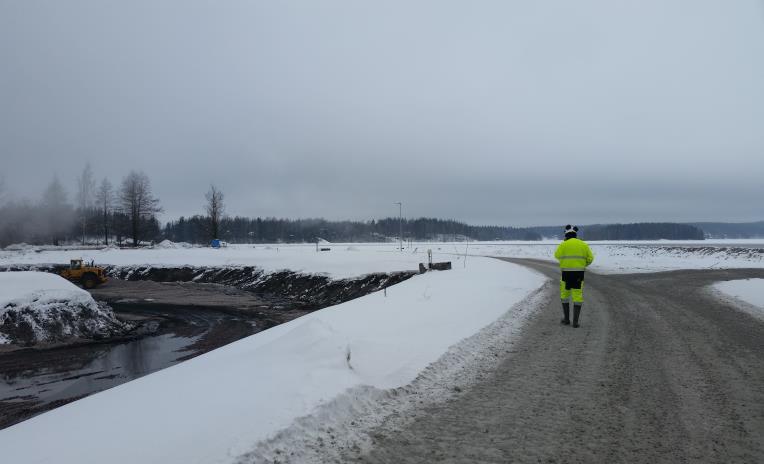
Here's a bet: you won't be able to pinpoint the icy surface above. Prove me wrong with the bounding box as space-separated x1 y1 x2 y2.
712 278 764 316
0 258 545 464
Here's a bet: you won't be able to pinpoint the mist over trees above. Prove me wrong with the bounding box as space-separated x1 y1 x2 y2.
95 178 113 245
1 167 752 248
40 176 74 246
76 163 96 245
0 166 163 248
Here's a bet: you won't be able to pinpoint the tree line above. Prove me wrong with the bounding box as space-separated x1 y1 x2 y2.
163 216 542 244
577 223 705 241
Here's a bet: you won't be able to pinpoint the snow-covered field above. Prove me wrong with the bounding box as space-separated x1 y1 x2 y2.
0 240 762 463
0 243 427 279
1 239 762 278
0 272 126 345
711 278 764 319
0 257 545 464
461 240 764 273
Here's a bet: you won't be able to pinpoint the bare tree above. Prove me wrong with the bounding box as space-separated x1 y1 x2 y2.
76 163 96 244
95 178 113 245
205 184 225 240
119 171 161 247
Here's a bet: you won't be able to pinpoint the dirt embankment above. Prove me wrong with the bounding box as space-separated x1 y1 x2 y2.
105 265 416 310
4 264 417 312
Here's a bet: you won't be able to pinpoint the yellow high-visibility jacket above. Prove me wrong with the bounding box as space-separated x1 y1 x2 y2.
554 238 594 271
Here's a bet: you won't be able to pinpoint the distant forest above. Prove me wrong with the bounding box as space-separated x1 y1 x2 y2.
691 221 764 239
163 216 542 244
523 223 706 241
163 218 711 244
578 223 705 241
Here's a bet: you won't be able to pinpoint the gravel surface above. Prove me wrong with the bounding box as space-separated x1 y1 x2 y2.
353 259 764 464
89 279 280 311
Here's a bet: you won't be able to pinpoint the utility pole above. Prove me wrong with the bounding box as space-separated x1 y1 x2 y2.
394 202 403 251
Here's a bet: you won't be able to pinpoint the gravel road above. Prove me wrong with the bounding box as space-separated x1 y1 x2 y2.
356 259 764 464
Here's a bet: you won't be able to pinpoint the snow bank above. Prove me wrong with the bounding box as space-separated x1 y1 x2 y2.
711 278 764 318
0 258 545 464
0 272 127 345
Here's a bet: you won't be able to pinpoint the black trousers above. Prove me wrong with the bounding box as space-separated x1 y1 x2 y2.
560 270 585 303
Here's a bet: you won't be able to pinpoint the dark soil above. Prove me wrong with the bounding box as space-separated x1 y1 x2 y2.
105 265 416 310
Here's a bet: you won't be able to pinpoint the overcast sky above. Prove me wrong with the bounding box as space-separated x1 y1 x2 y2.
1 1 763 227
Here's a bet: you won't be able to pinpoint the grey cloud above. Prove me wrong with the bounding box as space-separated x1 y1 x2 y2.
1 0 762 227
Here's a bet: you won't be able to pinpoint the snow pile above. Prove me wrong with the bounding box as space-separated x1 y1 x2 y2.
0 258 545 464
3 243 35 252
711 278 764 318
0 272 128 345
155 239 194 249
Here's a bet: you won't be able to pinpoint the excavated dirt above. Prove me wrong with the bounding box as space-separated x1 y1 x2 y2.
105 265 416 310
350 260 764 464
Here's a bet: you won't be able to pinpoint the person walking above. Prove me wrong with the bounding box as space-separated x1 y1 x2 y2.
554 225 594 328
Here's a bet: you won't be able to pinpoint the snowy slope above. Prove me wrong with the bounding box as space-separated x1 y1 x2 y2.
0 272 127 345
711 278 764 318
0 258 544 463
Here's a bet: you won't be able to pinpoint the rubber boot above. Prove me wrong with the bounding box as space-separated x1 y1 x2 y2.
572 304 582 328
561 302 570 325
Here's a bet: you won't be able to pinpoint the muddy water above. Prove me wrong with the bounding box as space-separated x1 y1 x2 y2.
0 332 193 405
0 305 263 429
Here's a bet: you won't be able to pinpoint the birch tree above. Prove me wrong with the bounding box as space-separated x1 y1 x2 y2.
205 184 225 240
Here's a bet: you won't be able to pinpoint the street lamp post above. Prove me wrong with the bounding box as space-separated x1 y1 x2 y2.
394 202 402 251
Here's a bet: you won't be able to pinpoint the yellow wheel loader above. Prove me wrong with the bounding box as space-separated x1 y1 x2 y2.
60 259 108 289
